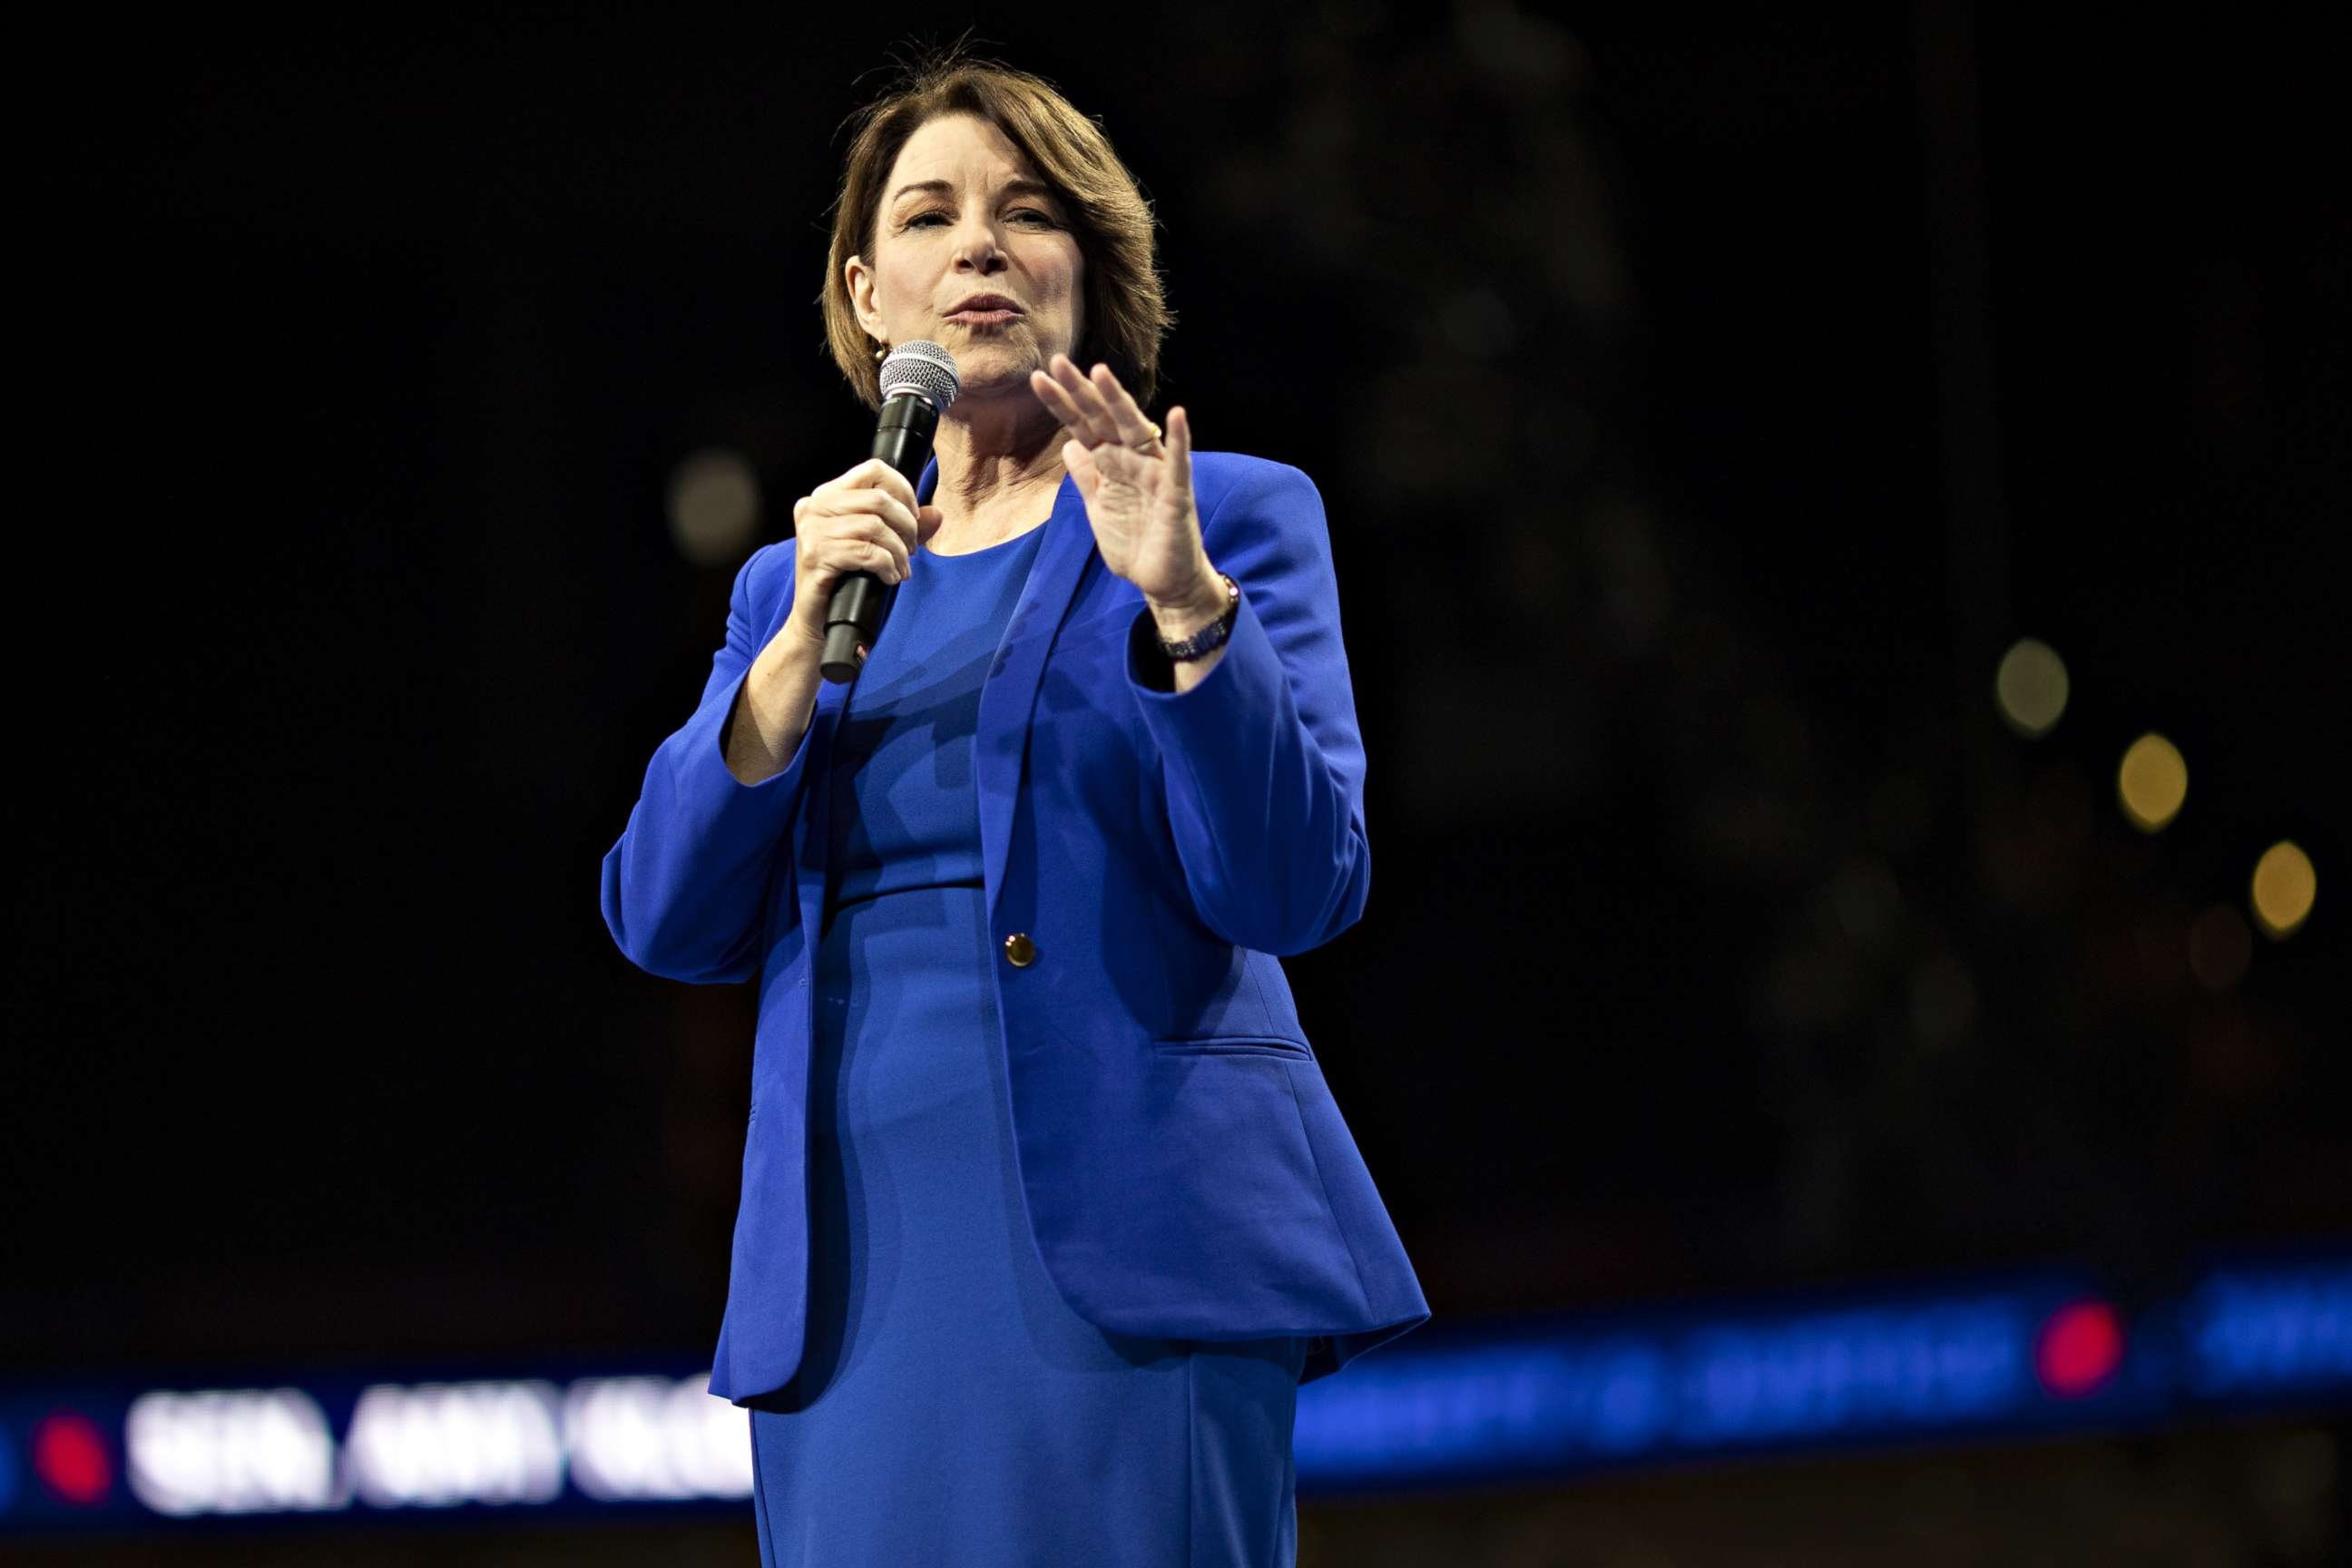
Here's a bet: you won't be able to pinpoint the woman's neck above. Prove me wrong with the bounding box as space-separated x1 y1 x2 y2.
925 397 1072 553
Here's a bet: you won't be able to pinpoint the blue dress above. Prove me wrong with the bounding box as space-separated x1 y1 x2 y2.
748 522 1308 1567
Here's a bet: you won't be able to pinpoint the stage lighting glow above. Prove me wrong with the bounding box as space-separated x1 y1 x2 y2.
6 1256 2344 1536
1291 1296 2034 1487
31 1412 111 1505
563 1376 752 1501
2117 733 2188 831
2183 1264 2352 1396
1994 638 2069 736
2034 1300 2124 1397
2188 904 2253 990
668 447 761 566
1677 1301 2025 1443
125 1388 336 1517
2249 841 2316 938
342 1381 564 1509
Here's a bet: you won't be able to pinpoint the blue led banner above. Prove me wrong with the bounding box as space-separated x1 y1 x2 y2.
4 1252 2345 1535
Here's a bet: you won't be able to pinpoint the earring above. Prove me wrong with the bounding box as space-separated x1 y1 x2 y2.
874 341 887 362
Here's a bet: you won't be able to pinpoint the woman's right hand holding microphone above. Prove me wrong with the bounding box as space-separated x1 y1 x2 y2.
726 459 941 784
779 458 944 652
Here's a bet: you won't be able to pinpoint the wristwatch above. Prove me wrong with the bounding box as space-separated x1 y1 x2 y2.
1157 573 1240 662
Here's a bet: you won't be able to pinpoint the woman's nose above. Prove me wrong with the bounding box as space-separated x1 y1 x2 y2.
954 220 1004 270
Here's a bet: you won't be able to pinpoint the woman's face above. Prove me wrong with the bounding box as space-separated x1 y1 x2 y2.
848 113 1086 405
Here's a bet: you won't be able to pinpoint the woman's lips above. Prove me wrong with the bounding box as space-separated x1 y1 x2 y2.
946 309 1023 325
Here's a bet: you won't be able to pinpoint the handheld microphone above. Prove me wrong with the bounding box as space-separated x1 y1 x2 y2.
821 341 961 683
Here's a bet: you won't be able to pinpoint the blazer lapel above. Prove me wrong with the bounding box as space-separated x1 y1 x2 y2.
972 470 1096 922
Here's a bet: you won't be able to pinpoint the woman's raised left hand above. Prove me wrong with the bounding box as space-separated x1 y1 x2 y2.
1030 355 1222 618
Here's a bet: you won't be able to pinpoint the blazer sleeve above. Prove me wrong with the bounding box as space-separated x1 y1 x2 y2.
600 541 816 984
1123 460 1371 956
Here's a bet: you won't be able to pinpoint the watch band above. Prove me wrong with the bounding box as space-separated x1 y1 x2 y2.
1158 573 1240 662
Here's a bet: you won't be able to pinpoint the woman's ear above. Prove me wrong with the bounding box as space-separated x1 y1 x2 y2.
845 255 877 338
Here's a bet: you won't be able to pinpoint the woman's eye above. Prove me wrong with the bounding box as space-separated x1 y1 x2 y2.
908 210 1054 228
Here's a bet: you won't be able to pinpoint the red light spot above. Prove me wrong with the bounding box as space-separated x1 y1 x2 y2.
2035 1299 2125 1397
33 1411 113 1504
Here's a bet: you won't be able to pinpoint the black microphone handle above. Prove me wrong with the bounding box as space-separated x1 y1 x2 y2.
820 394 941 683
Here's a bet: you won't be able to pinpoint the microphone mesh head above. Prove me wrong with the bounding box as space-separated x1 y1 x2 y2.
878 340 960 410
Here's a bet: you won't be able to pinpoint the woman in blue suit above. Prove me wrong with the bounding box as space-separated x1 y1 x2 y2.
601 53 1426 1566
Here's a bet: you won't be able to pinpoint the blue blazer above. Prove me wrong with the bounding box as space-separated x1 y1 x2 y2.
602 449 1429 1403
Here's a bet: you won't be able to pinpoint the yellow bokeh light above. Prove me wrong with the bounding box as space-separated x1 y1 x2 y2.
2249 841 2317 938
1994 638 2069 737
2116 733 2188 832
667 447 762 566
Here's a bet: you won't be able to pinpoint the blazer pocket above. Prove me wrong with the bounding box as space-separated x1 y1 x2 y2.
1152 1034 1315 1060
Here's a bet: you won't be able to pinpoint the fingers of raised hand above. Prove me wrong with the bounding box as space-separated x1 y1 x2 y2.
1034 354 1158 454
1027 358 1093 434
1086 360 1157 447
1162 404 1191 491
1049 356 1115 433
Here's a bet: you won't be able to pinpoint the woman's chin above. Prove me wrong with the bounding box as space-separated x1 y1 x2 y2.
956 338 1046 369
952 354 1063 399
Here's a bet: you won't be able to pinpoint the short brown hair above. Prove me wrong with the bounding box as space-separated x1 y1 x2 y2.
818 44 1173 412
